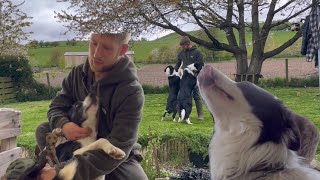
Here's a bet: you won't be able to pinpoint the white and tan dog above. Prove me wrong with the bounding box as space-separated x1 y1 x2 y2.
197 65 320 180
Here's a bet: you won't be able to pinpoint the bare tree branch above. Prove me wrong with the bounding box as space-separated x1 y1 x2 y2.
263 30 302 59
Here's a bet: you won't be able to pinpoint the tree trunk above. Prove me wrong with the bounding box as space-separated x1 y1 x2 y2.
247 56 264 84
234 52 264 84
234 52 248 82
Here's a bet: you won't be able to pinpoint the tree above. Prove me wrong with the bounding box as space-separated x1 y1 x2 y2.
28 40 38 48
66 39 77 46
56 0 318 82
0 0 32 56
44 41 50 47
51 41 59 47
39 40 44 47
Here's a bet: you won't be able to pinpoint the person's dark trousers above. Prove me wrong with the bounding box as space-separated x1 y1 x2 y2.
35 122 149 180
192 85 203 120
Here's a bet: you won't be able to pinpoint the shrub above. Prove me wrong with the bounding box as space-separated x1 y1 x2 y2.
49 49 64 68
16 81 60 102
0 56 33 86
138 130 211 158
143 84 168 94
258 75 319 88
147 46 179 64
0 55 60 102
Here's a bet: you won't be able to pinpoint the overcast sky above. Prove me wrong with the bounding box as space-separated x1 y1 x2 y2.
13 0 77 42
13 0 311 42
13 0 178 42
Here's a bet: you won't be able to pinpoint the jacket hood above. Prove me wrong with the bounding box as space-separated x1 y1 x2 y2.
82 55 139 86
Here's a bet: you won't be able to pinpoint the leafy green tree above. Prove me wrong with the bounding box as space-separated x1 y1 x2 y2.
28 40 39 48
66 39 77 46
39 40 44 47
51 41 59 47
44 41 50 47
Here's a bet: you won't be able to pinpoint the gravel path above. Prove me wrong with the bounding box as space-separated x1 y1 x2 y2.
138 58 318 86
37 58 318 87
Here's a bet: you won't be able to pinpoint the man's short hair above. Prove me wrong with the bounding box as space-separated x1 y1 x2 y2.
91 32 131 44
180 36 191 45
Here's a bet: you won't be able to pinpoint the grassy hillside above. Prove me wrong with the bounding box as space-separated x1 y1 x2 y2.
28 29 302 67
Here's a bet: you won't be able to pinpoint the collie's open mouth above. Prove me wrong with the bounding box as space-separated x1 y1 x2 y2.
198 65 234 101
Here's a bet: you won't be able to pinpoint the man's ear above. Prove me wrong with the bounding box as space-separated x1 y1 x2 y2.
120 44 129 56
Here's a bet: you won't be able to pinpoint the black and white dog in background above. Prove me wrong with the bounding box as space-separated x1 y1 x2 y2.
198 65 320 180
162 65 180 121
177 62 203 124
54 92 126 180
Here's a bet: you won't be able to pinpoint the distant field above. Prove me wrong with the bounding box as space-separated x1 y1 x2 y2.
28 30 303 67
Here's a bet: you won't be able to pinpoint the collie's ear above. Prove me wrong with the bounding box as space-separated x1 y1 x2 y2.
285 109 301 151
164 66 168 72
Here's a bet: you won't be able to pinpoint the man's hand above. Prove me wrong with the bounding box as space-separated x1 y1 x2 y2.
62 122 91 140
37 164 56 180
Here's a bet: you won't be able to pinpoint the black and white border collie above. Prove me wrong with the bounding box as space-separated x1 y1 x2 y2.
54 92 125 180
162 65 180 121
198 65 320 180
177 63 203 124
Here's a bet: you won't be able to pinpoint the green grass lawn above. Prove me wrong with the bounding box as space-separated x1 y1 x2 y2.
1 88 319 154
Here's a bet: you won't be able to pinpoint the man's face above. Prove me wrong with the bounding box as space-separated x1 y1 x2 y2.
88 33 127 73
181 44 190 50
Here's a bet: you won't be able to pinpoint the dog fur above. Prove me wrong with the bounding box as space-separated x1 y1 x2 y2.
162 65 180 121
197 65 320 180
54 92 125 180
177 63 202 124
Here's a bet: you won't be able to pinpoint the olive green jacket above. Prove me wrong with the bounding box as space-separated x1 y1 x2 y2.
48 56 144 179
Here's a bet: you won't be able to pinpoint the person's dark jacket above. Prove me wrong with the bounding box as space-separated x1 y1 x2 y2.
175 46 204 70
48 55 144 179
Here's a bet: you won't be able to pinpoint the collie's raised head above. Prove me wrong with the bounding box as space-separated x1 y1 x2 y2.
197 65 320 180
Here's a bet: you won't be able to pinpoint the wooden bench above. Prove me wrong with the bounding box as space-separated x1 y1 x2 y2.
0 108 22 179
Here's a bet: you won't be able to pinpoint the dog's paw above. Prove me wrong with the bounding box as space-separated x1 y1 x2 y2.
173 118 177 122
161 117 164 121
178 117 182 122
73 148 85 155
107 147 126 160
186 118 193 124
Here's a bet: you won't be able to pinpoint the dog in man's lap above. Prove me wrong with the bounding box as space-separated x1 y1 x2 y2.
53 92 125 180
198 65 320 180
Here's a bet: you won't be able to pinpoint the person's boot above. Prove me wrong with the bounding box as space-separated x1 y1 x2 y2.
195 100 203 120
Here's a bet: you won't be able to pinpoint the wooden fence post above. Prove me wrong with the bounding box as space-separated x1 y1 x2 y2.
44 71 51 94
285 59 289 84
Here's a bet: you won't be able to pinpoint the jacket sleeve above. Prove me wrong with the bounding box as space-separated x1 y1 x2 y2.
47 69 75 130
196 49 204 66
55 86 144 180
175 53 183 71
